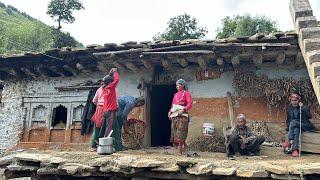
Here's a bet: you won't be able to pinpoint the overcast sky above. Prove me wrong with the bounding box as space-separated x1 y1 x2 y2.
1 0 320 45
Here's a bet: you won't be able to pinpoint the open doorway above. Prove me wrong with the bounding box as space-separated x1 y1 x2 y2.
150 84 177 147
51 105 67 129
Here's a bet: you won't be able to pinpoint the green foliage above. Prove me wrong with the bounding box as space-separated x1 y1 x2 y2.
153 13 208 41
216 15 279 39
0 3 82 55
47 0 84 30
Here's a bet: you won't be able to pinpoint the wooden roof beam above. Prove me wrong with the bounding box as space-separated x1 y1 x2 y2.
231 56 240 67
276 52 286 65
20 68 39 78
49 66 66 77
142 50 214 55
177 58 188 68
253 54 263 67
161 59 172 71
197 57 208 70
113 61 126 70
35 67 58 77
0 68 27 78
76 62 91 75
62 65 79 76
219 49 298 58
125 62 139 73
50 66 74 77
216 57 224 66
97 61 109 73
295 52 304 65
141 59 154 70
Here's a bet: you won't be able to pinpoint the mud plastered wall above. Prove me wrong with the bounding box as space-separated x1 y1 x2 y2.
186 64 310 143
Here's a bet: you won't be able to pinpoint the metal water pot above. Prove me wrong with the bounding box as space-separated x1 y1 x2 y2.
99 137 113 146
97 130 114 155
97 145 114 155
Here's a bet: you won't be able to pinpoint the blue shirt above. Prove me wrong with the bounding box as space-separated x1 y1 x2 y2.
117 95 136 121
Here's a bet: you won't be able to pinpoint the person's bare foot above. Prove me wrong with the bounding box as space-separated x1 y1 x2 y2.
179 145 187 155
179 145 183 155
89 147 97 152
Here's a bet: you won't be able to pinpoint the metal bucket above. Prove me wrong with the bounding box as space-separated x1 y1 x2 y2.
203 123 214 136
97 145 114 155
99 137 113 146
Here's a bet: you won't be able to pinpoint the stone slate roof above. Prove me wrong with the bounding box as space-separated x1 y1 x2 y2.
0 32 302 80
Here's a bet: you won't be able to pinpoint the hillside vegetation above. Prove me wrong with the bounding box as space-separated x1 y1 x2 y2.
0 1 82 55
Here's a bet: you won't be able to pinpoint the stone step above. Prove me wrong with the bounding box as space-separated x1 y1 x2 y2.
315 76 320 95
295 16 318 30
307 50 320 64
308 62 320 78
289 0 313 21
304 38 320 52
300 27 320 40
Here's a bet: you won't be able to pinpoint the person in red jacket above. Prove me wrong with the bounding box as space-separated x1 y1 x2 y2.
98 67 120 138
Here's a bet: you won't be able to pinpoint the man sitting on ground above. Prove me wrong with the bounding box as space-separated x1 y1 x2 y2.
227 114 265 157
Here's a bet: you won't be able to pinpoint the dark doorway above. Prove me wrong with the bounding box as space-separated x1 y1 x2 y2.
150 84 177 147
52 105 67 129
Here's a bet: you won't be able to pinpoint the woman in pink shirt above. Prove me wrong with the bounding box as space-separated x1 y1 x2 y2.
168 79 192 154
90 82 105 151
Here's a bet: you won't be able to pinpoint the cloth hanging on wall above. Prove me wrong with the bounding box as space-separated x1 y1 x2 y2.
81 87 99 135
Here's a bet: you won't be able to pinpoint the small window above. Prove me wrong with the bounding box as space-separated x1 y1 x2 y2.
72 104 84 122
32 105 47 122
52 105 67 129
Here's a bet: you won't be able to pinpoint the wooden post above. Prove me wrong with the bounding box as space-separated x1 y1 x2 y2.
143 85 151 147
64 129 72 143
227 92 235 128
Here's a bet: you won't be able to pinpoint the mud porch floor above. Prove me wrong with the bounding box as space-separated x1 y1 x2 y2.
1 146 320 180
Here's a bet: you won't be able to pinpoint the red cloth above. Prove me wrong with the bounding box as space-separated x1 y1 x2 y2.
91 105 104 128
103 72 120 112
171 90 192 111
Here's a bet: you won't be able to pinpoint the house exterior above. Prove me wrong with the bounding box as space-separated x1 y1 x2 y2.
0 31 319 150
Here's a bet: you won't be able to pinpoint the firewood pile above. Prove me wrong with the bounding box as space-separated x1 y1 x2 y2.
188 134 225 153
233 68 319 111
122 119 146 149
248 121 274 142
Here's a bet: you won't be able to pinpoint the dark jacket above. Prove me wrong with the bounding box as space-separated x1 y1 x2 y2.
286 105 315 130
81 87 98 135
